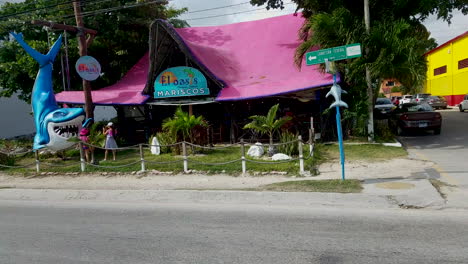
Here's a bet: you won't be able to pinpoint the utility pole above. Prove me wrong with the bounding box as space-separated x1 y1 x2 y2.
73 0 94 120
32 0 97 120
364 0 374 142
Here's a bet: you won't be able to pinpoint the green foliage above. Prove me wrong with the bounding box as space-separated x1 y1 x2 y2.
162 106 207 144
250 0 464 136
150 131 177 154
277 131 299 156
391 86 402 93
374 120 395 143
87 122 106 149
243 104 291 146
0 0 188 103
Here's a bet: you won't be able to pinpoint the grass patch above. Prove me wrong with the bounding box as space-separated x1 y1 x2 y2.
259 179 362 193
321 143 407 161
3 141 407 175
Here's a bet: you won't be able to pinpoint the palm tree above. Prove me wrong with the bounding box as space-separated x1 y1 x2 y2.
243 104 291 156
162 106 206 145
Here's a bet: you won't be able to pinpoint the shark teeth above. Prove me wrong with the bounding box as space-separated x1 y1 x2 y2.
53 124 79 139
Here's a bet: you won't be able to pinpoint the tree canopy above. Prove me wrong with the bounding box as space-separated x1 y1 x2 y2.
250 0 466 137
0 0 188 102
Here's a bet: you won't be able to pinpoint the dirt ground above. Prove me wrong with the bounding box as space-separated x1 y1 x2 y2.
0 158 432 190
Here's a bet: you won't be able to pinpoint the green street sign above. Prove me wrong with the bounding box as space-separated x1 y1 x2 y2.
306 43 362 65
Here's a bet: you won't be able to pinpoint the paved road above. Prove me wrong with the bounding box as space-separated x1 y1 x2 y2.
1 200 468 264
398 109 468 206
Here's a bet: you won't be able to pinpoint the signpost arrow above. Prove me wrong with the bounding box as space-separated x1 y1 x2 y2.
306 43 362 66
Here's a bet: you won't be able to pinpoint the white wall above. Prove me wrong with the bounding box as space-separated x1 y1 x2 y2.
0 95 35 139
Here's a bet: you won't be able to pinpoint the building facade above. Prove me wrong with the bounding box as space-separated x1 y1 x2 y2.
424 31 468 106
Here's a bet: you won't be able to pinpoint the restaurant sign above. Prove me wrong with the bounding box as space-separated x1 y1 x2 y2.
154 67 209 98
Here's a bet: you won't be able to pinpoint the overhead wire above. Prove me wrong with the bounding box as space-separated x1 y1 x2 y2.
183 2 294 21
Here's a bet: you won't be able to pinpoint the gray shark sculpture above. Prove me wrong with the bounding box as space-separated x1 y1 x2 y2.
10 32 85 150
326 83 348 109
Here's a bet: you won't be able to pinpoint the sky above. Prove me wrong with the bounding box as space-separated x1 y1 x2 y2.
0 0 466 45
170 0 467 46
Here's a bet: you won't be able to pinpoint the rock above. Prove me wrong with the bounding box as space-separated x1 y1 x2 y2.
247 142 264 158
136 171 145 175
150 137 161 155
272 153 291 161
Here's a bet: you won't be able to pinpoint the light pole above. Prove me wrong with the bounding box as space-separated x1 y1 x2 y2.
364 0 374 142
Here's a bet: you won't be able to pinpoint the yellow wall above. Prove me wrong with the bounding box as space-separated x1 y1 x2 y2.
424 33 468 104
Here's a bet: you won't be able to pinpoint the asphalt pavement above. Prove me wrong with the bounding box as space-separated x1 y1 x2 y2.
1 199 467 264
397 108 468 208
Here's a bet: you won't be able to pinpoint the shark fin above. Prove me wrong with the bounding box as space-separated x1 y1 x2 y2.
326 90 332 98
330 101 348 109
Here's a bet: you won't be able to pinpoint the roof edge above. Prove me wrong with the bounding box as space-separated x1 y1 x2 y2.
147 20 227 93
425 31 468 56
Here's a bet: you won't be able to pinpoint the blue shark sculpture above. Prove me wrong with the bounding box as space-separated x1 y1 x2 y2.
326 83 348 109
10 32 85 150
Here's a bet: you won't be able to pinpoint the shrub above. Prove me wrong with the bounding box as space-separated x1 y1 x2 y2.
277 131 299 156
151 131 177 154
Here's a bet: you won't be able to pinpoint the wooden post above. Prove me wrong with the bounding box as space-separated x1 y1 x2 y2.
73 0 94 120
309 116 315 154
139 144 146 172
182 142 188 173
79 142 85 172
240 138 246 175
298 135 304 175
35 150 40 173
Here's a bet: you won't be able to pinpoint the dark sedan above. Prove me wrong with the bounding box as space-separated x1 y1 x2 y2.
390 103 442 135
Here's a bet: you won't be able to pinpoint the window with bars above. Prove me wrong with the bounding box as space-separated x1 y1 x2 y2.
434 65 447 76
459 58 468 70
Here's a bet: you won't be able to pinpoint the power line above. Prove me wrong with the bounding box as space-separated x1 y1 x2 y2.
61 0 168 19
184 2 294 21
186 1 250 14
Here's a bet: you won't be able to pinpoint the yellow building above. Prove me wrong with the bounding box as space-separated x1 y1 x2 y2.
424 31 468 106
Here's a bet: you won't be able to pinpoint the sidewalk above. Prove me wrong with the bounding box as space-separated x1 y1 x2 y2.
0 158 451 210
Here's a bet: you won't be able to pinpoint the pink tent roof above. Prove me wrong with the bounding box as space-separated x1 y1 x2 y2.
175 14 334 101
56 14 334 105
55 53 150 105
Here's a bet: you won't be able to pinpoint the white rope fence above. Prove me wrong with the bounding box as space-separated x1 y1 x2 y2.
0 136 315 175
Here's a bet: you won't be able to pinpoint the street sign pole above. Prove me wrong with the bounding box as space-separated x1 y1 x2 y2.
308 44 362 180
333 74 346 180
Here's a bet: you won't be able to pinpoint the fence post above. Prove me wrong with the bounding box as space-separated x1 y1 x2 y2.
310 116 315 154
182 142 188 173
240 138 246 175
298 135 304 175
139 144 146 172
79 142 85 172
35 150 40 173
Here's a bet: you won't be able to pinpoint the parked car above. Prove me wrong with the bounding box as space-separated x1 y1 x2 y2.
391 96 402 106
414 93 432 104
374 98 396 119
427 96 448 109
459 94 468 112
389 103 442 135
400 95 414 104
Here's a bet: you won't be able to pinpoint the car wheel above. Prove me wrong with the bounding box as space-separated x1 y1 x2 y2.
460 105 465 112
434 127 441 135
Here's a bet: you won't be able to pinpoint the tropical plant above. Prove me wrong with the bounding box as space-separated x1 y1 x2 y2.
243 104 292 156
150 131 177 154
162 106 207 145
250 0 465 137
277 131 299 156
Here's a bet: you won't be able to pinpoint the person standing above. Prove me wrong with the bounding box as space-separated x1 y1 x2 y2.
103 122 118 161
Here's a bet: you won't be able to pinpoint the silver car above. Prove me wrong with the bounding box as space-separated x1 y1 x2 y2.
427 96 447 109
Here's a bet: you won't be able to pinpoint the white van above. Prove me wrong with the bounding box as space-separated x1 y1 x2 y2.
400 95 414 104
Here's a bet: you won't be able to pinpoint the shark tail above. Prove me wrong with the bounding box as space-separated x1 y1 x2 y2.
330 101 348 109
